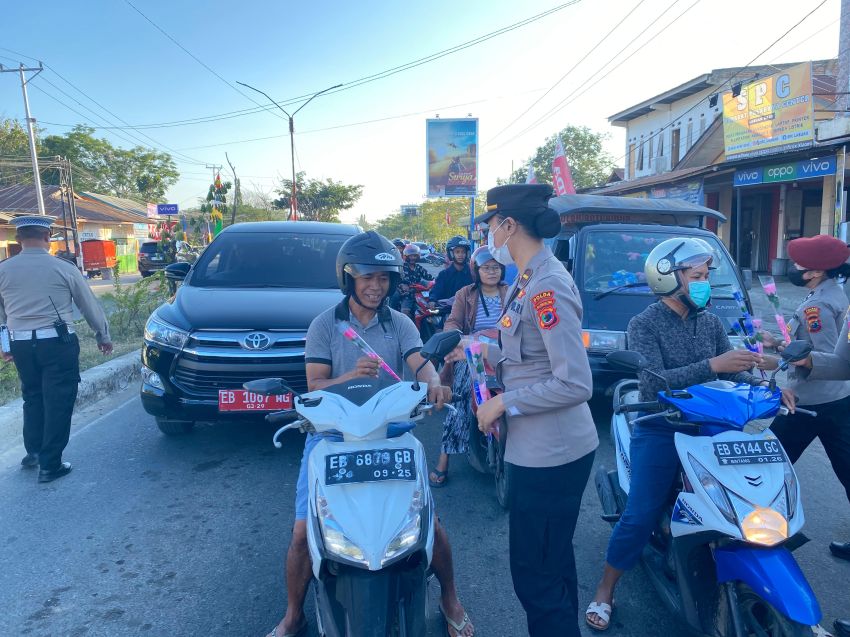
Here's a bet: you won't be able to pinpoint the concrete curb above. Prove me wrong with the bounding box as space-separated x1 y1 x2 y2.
0 349 141 450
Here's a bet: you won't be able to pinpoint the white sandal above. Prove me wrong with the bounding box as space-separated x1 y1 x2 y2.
585 601 613 631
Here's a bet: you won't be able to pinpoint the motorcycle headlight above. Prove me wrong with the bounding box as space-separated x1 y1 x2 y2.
381 488 425 567
583 330 627 353
741 507 788 546
688 453 737 527
317 496 368 566
144 315 189 350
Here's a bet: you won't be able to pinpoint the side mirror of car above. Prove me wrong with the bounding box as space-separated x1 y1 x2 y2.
243 378 295 396
420 329 462 363
606 350 647 372
781 340 813 363
165 262 191 281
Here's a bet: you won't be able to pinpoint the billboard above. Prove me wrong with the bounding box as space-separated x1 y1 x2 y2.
722 63 814 160
401 205 420 216
426 118 478 197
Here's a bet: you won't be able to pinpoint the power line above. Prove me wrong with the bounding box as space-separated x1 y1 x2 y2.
489 0 697 151
1 2 580 133
608 0 830 166
121 0 286 123
488 0 650 144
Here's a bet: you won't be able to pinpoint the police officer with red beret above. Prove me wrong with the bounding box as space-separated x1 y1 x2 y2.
759 234 850 637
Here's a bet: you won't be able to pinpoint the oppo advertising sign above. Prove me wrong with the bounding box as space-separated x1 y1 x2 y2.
734 156 836 187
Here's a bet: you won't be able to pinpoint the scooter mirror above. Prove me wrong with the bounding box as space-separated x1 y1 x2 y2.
606 350 647 372
243 378 295 396
420 329 463 363
780 340 813 363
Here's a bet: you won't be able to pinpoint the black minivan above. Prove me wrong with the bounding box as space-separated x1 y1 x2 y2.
140 221 359 434
546 195 753 392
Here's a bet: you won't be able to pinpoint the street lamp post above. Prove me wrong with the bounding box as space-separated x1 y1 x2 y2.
236 81 341 220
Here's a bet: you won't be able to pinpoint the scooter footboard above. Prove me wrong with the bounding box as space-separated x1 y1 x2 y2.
317 557 427 637
714 545 821 626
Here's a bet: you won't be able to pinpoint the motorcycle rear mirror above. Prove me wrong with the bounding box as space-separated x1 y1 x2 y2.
780 340 813 363
420 329 463 363
243 378 296 396
606 350 647 372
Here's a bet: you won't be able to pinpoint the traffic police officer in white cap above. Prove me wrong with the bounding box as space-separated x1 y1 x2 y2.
0 215 112 483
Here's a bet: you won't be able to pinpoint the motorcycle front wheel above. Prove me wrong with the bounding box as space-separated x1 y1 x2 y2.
710 582 812 637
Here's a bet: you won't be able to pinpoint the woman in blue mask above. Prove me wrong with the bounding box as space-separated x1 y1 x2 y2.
586 237 794 631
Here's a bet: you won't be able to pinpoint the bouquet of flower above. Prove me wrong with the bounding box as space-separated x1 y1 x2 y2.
337 321 402 381
758 275 792 344
464 339 491 406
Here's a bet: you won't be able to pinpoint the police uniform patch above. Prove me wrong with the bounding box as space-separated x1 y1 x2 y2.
804 306 822 334
517 289 526 299
501 315 512 329
532 290 558 330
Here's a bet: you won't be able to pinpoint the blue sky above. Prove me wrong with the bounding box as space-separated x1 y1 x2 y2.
0 0 842 223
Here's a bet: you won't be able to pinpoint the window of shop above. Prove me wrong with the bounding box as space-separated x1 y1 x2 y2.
671 128 681 165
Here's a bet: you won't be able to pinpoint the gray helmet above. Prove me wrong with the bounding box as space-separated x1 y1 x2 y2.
644 237 714 296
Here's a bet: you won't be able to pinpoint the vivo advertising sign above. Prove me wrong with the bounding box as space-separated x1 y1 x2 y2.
734 156 836 187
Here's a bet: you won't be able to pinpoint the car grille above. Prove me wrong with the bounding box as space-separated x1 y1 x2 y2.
172 330 308 398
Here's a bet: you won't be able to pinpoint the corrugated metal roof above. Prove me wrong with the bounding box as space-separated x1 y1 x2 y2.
0 185 148 225
79 192 148 216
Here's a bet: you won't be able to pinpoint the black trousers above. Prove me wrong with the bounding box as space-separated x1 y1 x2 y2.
11 334 80 470
772 394 850 504
508 451 596 637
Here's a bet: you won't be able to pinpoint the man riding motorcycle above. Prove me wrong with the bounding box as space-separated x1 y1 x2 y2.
267 231 473 637
397 243 434 320
431 236 473 303
585 237 795 631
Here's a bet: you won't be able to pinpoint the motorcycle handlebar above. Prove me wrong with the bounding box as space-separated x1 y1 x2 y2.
265 410 300 425
615 401 661 414
780 406 818 418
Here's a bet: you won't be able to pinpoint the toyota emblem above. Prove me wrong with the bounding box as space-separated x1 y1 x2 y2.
242 332 272 351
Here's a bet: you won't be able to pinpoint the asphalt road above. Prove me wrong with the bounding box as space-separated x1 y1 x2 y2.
1 386 848 637
87 273 143 297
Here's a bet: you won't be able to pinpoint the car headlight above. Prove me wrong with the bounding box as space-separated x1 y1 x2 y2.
381 488 425 567
583 330 627 353
688 453 737 526
144 315 189 350
741 508 788 546
317 496 369 566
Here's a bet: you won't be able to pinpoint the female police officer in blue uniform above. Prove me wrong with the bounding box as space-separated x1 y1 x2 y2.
449 184 599 637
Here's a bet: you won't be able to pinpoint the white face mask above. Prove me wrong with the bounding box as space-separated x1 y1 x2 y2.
487 218 514 265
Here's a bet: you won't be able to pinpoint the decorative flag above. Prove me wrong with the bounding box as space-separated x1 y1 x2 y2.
446 208 452 225
525 162 538 184
214 173 223 190
552 138 576 196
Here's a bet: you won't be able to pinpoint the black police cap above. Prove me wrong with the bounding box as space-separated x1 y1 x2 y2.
475 184 553 225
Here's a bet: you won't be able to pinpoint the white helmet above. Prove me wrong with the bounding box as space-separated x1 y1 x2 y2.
644 237 714 296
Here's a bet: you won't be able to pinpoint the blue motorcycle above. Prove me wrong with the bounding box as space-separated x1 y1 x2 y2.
596 342 822 636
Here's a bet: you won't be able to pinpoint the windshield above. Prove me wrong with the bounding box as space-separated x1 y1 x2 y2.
190 232 350 289
582 230 740 298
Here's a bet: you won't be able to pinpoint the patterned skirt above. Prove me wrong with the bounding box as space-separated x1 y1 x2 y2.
441 360 475 455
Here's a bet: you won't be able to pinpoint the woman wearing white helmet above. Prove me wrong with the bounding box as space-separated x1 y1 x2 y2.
585 237 794 631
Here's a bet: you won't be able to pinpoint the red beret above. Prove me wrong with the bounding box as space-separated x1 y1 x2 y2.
787 235 850 271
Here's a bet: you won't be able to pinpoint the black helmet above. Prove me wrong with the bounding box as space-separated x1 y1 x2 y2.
446 235 471 262
392 237 406 248
336 231 402 295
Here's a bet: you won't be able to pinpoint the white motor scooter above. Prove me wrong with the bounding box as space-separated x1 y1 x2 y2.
596 344 823 636
246 330 461 637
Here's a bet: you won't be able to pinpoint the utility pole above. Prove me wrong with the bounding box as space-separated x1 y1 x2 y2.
0 62 46 214
226 153 238 225
236 81 342 221
839 0 850 114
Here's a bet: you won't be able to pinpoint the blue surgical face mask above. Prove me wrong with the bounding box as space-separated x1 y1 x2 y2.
688 280 711 308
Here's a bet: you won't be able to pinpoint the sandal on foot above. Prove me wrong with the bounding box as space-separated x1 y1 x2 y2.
266 618 307 637
586 601 613 631
429 469 448 488
440 603 473 636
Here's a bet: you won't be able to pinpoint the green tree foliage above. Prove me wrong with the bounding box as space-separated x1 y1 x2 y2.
0 118 38 186
355 213 375 231
501 125 615 190
41 125 179 201
375 195 485 244
274 172 364 223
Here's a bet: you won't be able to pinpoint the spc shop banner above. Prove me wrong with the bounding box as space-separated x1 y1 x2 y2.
552 137 576 195
426 118 478 197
